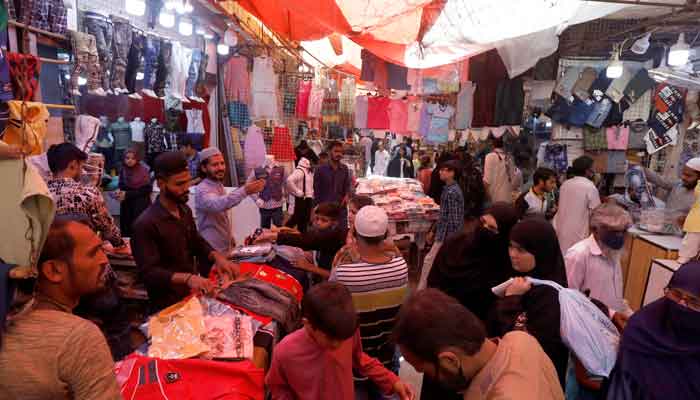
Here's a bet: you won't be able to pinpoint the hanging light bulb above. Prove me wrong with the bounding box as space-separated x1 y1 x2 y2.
606 46 623 79
217 44 230 56
78 77 87 86
195 25 206 36
164 0 178 10
204 32 214 40
159 11 175 28
669 33 690 67
179 19 193 36
136 72 145 81
183 0 194 13
631 33 651 55
175 1 187 15
125 0 146 16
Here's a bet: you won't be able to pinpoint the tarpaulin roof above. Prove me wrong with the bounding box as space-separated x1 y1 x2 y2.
232 0 632 77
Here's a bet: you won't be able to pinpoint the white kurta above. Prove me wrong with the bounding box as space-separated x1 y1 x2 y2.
374 150 390 176
553 176 601 254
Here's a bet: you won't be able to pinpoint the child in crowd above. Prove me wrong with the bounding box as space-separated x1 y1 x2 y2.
266 282 415 400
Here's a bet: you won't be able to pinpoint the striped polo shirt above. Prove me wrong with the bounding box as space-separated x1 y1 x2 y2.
330 256 409 369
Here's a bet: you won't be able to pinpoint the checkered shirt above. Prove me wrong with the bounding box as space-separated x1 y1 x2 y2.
228 101 251 130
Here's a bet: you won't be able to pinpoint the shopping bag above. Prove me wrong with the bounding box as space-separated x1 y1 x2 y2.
492 277 620 377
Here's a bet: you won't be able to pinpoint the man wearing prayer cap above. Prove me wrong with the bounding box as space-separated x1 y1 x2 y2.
565 203 634 316
645 157 700 221
194 147 265 254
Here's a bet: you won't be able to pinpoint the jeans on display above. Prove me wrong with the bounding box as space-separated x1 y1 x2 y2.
125 32 145 93
260 207 284 229
70 31 101 93
168 42 192 99
20 0 67 35
186 49 202 98
146 0 164 29
142 35 161 90
110 16 133 91
195 48 209 97
154 41 172 97
84 12 114 91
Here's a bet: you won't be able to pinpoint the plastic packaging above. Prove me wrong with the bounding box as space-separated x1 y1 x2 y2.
148 297 210 359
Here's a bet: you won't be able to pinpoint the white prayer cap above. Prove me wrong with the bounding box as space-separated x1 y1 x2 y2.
686 157 700 172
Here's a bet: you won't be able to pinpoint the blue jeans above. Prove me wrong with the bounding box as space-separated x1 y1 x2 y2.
143 35 161 90
186 49 202 98
260 207 284 229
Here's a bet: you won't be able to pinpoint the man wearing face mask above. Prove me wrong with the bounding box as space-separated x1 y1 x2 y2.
392 289 564 400
565 202 634 316
132 151 239 313
553 155 601 255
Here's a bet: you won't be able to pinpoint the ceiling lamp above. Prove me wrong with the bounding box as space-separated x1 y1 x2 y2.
159 11 175 28
195 25 206 36
669 33 690 67
179 19 193 36
183 0 194 13
606 46 623 79
204 32 214 40
217 44 230 56
631 33 651 55
125 0 146 16
164 0 178 11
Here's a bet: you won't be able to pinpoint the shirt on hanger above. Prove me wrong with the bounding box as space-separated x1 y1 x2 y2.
296 80 312 118
387 99 408 133
354 95 368 129
426 103 454 143
455 82 476 130
366 96 391 130
406 99 423 133
307 87 325 118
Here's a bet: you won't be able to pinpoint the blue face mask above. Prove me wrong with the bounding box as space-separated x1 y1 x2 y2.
601 230 625 250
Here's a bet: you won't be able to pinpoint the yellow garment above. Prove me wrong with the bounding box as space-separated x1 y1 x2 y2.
683 182 700 233
0 155 55 269
148 296 210 359
2 101 50 156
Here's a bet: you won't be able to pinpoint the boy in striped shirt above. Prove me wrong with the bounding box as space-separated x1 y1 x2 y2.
330 206 409 399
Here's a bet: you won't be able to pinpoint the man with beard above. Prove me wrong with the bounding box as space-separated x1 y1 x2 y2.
314 141 352 223
645 157 700 223
46 142 128 253
565 202 634 316
132 151 239 313
0 219 121 399
392 289 564 400
194 147 265 253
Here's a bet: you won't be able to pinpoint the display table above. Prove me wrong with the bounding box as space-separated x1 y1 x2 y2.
623 232 680 311
643 259 680 307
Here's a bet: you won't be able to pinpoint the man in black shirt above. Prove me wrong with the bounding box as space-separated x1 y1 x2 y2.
131 151 238 313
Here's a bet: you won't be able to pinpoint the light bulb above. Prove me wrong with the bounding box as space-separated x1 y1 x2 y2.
78 77 87 86
125 0 146 16
631 33 651 55
64 73 70 80
136 72 145 81
217 44 230 56
164 0 178 10
669 33 690 67
204 32 214 40
195 26 206 35
183 0 194 13
175 2 187 14
179 20 193 36
159 11 175 28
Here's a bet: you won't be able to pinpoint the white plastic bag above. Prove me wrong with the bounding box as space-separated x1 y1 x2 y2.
492 277 620 377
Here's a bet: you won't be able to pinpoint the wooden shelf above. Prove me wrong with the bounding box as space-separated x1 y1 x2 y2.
8 20 69 42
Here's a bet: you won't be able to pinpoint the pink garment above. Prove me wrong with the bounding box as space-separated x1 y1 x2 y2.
224 56 250 104
406 99 423 133
355 95 368 129
296 80 312 118
266 328 398 400
606 126 629 150
308 87 325 118
244 126 267 176
367 96 391 129
387 98 408 133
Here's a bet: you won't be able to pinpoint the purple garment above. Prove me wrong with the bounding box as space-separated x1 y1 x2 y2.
313 163 351 205
386 63 409 90
244 126 267 175
608 261 700 400
418 103 431 138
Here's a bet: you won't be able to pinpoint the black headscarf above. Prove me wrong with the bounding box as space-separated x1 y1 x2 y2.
607 261 700 399
428 203 520 322
508 218 568 286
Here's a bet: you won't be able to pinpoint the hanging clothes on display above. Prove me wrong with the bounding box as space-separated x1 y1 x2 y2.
455 82 476 130
296 79 311 118
339 77 356 128
270 126 296 162
2 101 50 156
426 103 454 144
354 95 368 129
366 96 390 130
169 42 193 100
307 87 324 119
470 50 508 127
244 126 267 175
224 55 251 104
388 98 408 133
251 57 278 119
229 101 252 130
